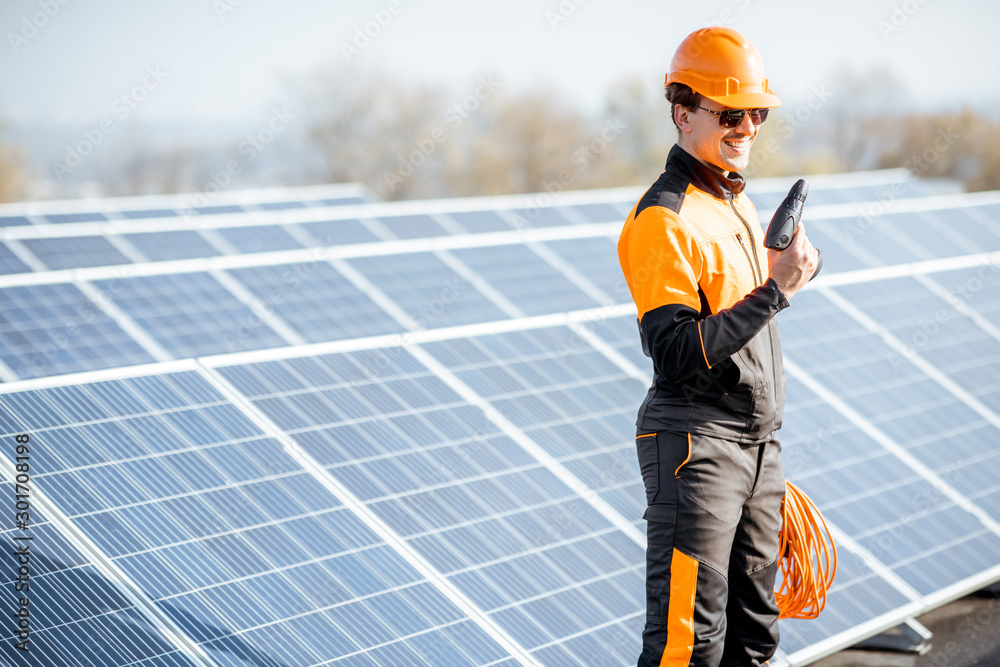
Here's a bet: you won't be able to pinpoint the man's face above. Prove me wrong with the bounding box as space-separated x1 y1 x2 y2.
679 98 759 174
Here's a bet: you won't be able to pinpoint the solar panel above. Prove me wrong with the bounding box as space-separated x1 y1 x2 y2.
540 237 628 305
0 182 374 227
0 244 30 274
450 245 601 316
43 212 107 224
0 176 998 666
213 226 305 254
299 219 382 246
0 370 526 666
123 231 223 262
347 252 511 328
91 273 290 357
376 214 451 239
21 237 132 270
0 283 156 379
227 263 404 343
0 474 202 667
213 345 646 666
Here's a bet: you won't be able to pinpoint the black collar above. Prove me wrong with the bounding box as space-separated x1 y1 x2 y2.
666 144 746 200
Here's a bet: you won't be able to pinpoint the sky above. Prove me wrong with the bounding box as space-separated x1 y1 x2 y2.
2 0 999 130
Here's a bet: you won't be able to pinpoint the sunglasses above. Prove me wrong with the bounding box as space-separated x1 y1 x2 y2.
693 105 769 128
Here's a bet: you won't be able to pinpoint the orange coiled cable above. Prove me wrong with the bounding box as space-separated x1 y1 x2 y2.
776 480 837 620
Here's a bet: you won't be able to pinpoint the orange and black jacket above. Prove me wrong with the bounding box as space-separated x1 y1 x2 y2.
618 144 788 444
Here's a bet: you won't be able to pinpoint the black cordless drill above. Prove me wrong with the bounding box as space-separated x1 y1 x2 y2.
763 179 822 280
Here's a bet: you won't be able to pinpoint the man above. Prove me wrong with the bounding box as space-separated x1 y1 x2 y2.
617 27 819 666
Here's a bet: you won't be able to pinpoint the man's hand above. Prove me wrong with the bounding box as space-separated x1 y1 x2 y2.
767 223 819 300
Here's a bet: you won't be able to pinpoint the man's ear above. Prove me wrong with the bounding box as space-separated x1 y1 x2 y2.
674 104 692 133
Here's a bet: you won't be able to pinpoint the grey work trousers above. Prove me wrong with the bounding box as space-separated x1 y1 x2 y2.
635 430 785 667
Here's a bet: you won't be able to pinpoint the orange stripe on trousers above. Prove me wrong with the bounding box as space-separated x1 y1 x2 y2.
660 548 698 666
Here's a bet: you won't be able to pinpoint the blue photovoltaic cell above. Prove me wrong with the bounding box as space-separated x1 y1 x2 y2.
124 231 222 261
0 477 200 667
214 225 305 254
0 216 31 227
507 208 572 228
191 204 242 215
121 209 176 220
830 277 1000 521
778 293 1000 595
22 236 132 270
93 273 287 357
1 182 997 666
611 200 635 217
299 219 380 245
348 252 509 328
221 348 646 666
316 196 368 206
448 210 513 233
422 328 647 525
43 212 108 224
0 283 155 379
571 203 624 223
927 206 1000 252
258 201 306 211
777 546 915 658
376 214 449 239
796 219 874 274
584 315 651 377
541 237 630 304
0 243 30 274
883 210 977 259
0 372 515 667
748 192 782 212
451 245 601 315
935 265 1000 331
229 263 403 343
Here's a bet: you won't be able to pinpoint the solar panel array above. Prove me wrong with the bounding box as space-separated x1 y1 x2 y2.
1 169 999 666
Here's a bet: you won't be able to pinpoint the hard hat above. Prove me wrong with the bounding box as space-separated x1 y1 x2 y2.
666 27 781 108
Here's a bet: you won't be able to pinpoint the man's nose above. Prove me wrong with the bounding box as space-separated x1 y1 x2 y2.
735 110 755 135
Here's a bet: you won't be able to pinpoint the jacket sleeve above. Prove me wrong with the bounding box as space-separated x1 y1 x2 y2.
622 207 789 383
640 281 787 382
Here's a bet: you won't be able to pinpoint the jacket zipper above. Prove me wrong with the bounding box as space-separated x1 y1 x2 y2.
730 194 773 438
729 198 763 284
735 233 758 286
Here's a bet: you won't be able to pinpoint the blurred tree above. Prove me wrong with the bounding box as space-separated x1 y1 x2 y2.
441 88 601 197
0 119 26 202
823 64 910 171
296 66 641 200
875 109 1000 192
298 68 449 201
600 77 672 183
102 134 202 196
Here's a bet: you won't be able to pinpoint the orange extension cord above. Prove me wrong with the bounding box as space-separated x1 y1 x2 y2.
776 480 838 620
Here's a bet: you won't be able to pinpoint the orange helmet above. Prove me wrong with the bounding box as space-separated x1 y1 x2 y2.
666 27 780 109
